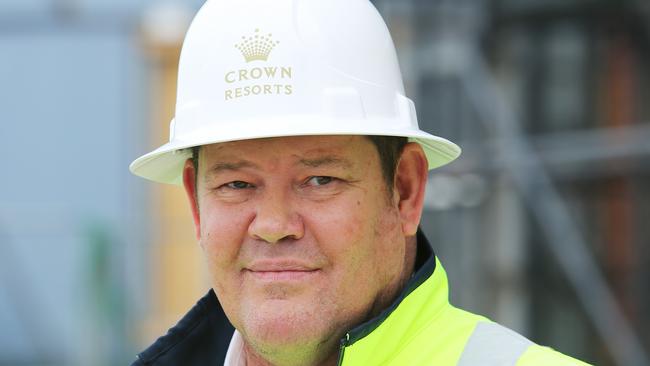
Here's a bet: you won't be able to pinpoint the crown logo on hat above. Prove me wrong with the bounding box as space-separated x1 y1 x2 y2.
235 29 279 62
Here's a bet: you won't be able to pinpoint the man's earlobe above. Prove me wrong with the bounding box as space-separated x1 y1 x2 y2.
182 159 202 241
395 143 428 236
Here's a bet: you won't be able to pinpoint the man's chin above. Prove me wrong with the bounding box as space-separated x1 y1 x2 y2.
241 320 340 366
248 315 320 343
240 305 333 350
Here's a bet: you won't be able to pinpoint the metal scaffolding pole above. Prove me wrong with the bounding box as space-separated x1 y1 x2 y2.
459 47 649 366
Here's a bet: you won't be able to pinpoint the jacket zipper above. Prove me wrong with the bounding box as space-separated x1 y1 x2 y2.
337 333 350 365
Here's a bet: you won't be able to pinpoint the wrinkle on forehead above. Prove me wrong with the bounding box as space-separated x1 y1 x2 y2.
297 156 354 169
209 160 260 174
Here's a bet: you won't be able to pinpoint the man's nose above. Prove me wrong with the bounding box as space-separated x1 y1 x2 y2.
248 191 304 244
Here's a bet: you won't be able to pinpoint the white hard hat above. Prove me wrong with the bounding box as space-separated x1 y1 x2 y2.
130 0 461 185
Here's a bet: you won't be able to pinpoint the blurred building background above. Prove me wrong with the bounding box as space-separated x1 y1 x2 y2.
1 0 649 365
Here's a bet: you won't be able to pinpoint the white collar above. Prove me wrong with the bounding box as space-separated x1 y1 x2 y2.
224 330 246 366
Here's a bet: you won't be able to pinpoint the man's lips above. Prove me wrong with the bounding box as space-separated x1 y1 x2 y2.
245 260 320 281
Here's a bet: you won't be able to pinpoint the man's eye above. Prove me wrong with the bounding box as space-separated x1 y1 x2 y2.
306 176 334 186
225 181 253 189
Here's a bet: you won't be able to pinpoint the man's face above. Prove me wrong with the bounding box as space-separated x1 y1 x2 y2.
184 135 417 363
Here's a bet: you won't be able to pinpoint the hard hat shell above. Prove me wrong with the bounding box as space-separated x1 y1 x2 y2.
130 0 461 185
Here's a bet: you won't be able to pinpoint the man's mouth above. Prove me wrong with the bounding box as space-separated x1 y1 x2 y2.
245 260 320 281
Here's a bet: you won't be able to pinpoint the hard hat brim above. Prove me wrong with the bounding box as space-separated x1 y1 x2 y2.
129 118 461 185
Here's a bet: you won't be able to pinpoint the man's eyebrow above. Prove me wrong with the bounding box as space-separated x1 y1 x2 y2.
298 156 353 169
207 160 259 174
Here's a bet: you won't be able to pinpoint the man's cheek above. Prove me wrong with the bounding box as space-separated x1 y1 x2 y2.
201 208 246 239
199 233 236 272
309 198 368 227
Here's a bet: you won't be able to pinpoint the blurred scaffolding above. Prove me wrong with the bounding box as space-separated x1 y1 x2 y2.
0 0 649 365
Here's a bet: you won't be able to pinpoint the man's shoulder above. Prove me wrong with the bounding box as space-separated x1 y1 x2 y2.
395 304 592 366
130 290 234 366
444 310 592 366
517 345 592 366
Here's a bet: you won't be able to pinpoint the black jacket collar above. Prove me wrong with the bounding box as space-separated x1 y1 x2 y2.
131 288 234 365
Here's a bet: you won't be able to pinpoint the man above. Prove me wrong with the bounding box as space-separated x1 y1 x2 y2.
130 0 591 365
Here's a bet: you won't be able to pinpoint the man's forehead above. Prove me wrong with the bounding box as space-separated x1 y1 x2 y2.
199 135 374 172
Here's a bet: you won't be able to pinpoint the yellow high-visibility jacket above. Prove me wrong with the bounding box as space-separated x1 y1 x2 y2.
338 233 592 366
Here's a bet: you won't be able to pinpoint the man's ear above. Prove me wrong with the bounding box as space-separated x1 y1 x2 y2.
394 143 428 236
182 159 201 241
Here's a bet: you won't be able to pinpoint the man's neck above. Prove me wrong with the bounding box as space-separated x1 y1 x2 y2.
366 235 418 320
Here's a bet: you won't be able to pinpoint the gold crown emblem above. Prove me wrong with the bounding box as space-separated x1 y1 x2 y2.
235 29 279 62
